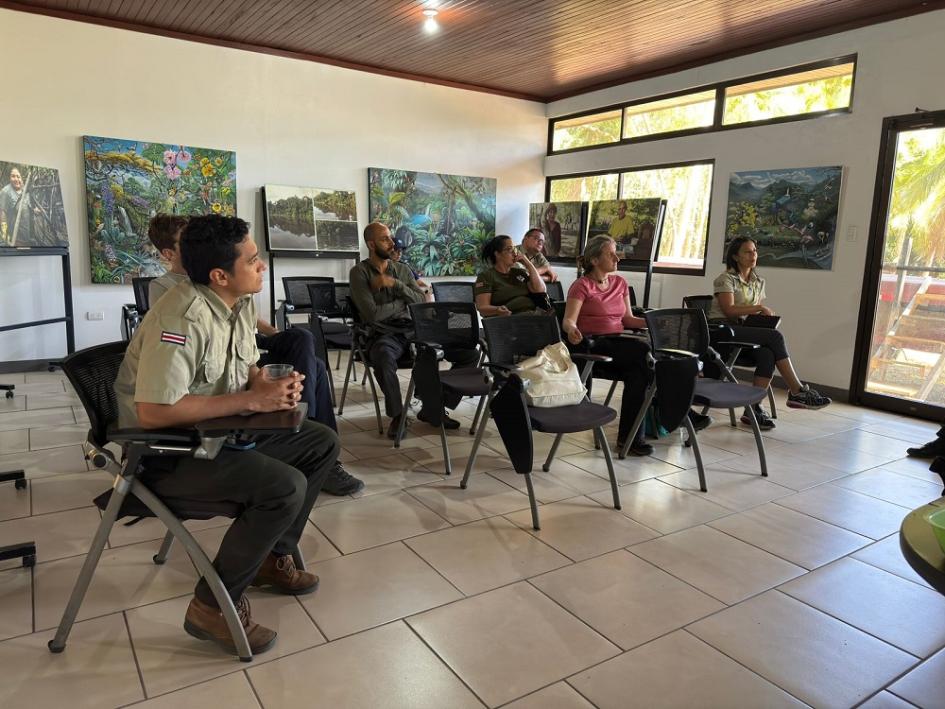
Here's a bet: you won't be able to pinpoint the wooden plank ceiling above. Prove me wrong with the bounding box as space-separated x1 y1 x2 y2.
4 0 942 101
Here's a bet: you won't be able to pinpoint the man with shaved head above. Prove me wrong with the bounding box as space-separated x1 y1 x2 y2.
350 222 477 438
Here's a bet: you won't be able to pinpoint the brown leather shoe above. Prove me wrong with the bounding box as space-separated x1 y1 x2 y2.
183 595 276 656
251 553 319 595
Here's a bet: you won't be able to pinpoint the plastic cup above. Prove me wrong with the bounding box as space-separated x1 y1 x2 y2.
262 363 294 380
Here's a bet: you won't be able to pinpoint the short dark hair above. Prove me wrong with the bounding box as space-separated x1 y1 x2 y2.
147 214 188 252
725 236 756 272
181 215 250 285
481 235 512 265
523 228 543 240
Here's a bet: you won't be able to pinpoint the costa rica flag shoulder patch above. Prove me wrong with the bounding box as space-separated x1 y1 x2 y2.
160 331 187 346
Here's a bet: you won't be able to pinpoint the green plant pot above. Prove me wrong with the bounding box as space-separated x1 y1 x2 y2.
926 507 945 553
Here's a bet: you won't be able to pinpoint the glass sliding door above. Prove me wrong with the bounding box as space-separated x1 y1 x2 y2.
853 111 945 419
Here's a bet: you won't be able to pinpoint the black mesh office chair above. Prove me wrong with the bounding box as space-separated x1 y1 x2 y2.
397 302 491 474
640 308 770 489
305 282 355 402
432 281 475 303
461 315 620 529
683 294 778 420
122 276 156 340
279 276 349 342
47 341 307 663
546 281 565 302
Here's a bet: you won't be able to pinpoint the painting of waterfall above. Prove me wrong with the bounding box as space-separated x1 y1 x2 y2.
83 135 237 283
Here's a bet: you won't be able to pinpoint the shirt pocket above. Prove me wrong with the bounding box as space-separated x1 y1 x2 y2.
234 339 256 389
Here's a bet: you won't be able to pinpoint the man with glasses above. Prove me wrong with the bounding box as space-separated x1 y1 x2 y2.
519 228 558 283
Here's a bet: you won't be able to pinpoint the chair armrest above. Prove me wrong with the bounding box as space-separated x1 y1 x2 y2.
571 353 613 364
716 341 761 350
195 403 308 436
109 427 198 444
656 347 699 359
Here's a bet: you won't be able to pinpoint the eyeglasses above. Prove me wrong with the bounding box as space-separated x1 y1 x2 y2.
499 246 516 253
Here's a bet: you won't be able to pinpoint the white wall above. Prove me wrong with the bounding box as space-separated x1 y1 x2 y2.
546 10 945 391
0 9 547 359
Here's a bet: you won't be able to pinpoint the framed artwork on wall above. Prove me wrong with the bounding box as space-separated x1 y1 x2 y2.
83 135 237 284
0 160 68 249
263 185 359 256
527 201 586 264
587 198 666 269
368 168 496 277
724 166 843 270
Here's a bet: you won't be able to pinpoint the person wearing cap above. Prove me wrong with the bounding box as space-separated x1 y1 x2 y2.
519 228 558 282
146 214 363 496
391 235 433 301
115 214 339 656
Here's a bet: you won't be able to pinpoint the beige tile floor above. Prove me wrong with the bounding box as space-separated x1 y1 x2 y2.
1 367 945 707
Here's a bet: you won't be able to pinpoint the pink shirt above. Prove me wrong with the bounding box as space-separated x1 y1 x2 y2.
568 275 628 335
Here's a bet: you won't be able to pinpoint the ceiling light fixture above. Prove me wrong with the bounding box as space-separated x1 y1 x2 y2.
422 3 439 34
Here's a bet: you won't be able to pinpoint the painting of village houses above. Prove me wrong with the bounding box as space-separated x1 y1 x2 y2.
83 135 237 283
724 166 843 270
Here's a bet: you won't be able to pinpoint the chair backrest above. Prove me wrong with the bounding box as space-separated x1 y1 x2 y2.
682 295 713 313
482 314 561 366
629 284 638 307
282 276 333 311
644 308 711 358
332 282 354 317
132 277 155 313
306 312 331 365
61 341 128 447
305 282 339 315
432 281 475 304
546 281 565 302
408 302 480 352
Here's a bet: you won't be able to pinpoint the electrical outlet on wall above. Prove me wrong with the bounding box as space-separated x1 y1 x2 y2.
86 311 105 321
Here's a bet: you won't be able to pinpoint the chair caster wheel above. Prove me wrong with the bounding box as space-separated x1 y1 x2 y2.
23 554 35 567
14 478 26 490
48 639 64 653
152 555 166 565
239 655 253 663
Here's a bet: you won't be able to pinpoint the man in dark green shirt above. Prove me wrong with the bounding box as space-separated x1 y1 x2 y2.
350 222 477 437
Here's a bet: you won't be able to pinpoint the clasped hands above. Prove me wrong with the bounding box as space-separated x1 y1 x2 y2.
247 370 305 412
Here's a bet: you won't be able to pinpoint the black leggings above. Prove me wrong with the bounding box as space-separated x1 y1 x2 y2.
574 335 650 443
728 325 790 379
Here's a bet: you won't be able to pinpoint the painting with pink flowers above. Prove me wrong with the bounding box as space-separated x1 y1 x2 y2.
83 135 237 283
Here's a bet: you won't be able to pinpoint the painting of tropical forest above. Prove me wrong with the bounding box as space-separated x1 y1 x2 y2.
263 185 359 254
725 166 842 270
0 160 68 248
528 201 585 262
587 198 665 268
83 135 236 284
368 168 496 277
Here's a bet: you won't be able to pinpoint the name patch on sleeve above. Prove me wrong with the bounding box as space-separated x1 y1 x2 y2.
160 331 187 346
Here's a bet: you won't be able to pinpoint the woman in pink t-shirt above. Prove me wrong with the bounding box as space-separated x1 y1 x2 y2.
562 235 652 455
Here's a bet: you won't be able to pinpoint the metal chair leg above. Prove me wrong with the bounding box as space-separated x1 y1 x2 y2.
461 392 493 489
48 473 132 654
595 427 621 510
337 347 357 415
542 433 563 472
767 385 778 419
523 473 540 530
439 423 452 476
469 394 486 435
684 417 708 492
603 380 619 407
743 405 769 478
620 383 656 460
394 377 414 447
327 367 336 408
729 408 737 427
153 530 174 564
364 365 383 435
291 545 307 572
335 349 342 370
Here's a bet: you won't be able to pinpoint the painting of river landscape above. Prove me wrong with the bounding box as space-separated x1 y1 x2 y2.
725 166 843 270
83 135 237 283
263 185 359 254
368 168 496 277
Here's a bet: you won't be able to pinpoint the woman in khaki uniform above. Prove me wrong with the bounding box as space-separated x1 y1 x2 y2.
474 235 548 317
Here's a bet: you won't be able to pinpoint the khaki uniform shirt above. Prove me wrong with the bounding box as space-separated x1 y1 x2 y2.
349 259 425 324
148 270 188 307
114 280 259 428
474 264 536 315
709 269 767 322
520 244 550 270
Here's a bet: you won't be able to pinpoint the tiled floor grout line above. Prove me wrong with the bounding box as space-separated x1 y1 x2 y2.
243 668 268 709
122 610 149 702
400 616 491 708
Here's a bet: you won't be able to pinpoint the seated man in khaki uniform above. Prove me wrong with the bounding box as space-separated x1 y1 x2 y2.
519 228 558 282
146 214 362 496
115 215 339 656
